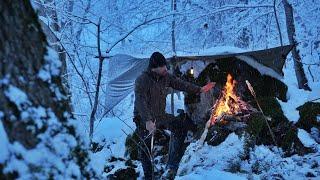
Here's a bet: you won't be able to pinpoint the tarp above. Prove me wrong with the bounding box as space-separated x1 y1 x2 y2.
105 54 149 114
105 45 293 114
170 45 293 75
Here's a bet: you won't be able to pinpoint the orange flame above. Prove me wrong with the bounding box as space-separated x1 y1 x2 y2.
210 74 245 125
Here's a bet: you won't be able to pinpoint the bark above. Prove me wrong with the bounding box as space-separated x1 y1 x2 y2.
0 1 93 178
0 0 70 147
282 0 311 90
37 0 71 96
89 18 104 140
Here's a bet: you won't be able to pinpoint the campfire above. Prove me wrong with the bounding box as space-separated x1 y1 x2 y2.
199 74 256 144
209 74 252 125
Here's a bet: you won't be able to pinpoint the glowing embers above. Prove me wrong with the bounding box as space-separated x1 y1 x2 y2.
210 74 250 125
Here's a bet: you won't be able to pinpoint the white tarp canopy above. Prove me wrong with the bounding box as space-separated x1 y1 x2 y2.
105 45 293 114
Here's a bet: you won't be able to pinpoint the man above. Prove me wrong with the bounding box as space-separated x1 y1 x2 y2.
134 52 215 179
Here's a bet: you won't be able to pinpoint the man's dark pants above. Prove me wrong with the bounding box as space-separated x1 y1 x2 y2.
134 113 195 180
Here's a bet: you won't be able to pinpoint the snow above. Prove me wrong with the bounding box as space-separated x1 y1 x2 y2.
44 47 62 77
2 126 86 179
179 138 320 179
89 93 136 175
243 145 320 179
2 83 92 178
308 83 320 102
176 46 246 57
4 85 30 110
38 47 62 81
165 93 185 116
277 60 320 122
39 0 320 178
176 168 246 180
38 69 51 81
178 133 246 178
298 129 317 148
0 118 9 163
177 131 320 179
236 55 283 81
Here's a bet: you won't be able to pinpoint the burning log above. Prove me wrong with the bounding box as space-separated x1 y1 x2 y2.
198 74 254 145
199 113 225 145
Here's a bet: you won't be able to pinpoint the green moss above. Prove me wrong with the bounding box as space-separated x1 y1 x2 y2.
296 102 320 132
246 113 265 137
254 97 288 124
245 97 312 156
281 128 297 153
125 132 140 160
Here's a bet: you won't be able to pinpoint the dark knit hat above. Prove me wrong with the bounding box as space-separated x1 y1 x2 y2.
148 52 167 69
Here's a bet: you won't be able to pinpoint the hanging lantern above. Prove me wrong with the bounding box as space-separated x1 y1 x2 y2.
190 66 194 75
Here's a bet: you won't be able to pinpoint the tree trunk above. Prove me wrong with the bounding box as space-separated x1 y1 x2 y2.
282 0 311 90
89 18 104 140
0 0 94 178
37 0 71 97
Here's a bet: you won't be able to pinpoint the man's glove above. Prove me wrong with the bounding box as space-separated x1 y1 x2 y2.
201 82 216 93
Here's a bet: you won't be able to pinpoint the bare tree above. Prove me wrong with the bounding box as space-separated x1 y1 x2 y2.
89 18 105 140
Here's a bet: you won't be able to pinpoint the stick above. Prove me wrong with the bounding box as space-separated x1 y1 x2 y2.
150 120 156 155
198 113 225 145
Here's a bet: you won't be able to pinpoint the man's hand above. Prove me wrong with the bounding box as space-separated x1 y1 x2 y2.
146 120 156 134
201 82 216 93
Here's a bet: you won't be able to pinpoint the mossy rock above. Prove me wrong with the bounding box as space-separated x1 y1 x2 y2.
125 132 140 160
245 97 313 156
125 130 170 160
244 97 287 145
107 167 138 180
296 102 320 132
254 97 288 125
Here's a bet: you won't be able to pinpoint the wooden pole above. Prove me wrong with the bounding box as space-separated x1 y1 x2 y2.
170 0 177 115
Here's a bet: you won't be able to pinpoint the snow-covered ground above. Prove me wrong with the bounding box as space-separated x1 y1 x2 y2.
63 0 320 178
278 60 320 123
82 48 320 179
88 93 136 175
177 132 320 179
173 52 320 179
